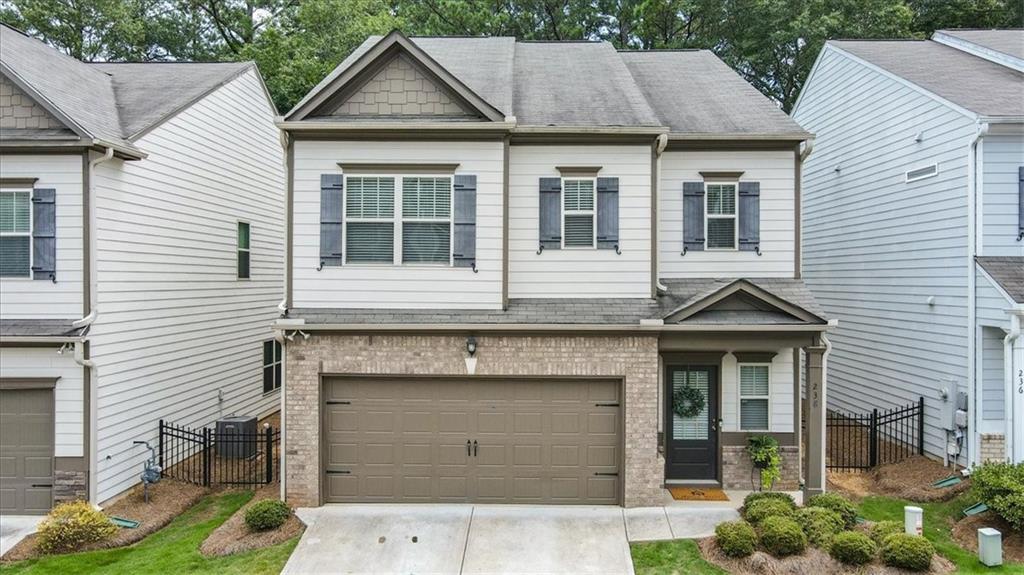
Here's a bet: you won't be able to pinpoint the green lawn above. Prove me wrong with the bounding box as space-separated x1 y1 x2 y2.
630 539 728 575
857 494 1022 574
2 491 298 575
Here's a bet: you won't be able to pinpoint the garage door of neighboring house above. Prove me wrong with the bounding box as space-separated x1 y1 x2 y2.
322 378 621 505
0 387 55 515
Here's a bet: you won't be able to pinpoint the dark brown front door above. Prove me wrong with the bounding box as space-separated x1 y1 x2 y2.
665 365 718 481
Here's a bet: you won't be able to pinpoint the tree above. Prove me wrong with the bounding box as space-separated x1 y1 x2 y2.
908 0 1023 35
1 0 150 60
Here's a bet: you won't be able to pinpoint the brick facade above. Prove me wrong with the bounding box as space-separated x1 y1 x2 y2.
284 333 663 507
721 445 800 491
979 433 1006 463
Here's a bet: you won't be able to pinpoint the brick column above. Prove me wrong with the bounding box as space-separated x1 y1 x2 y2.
804 345 827 498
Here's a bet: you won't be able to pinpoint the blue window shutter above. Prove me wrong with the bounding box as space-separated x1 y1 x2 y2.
683 182 705 252
1017 166 1023 241
738 181 761 252
539 177 561 250
31 188 56 281
596 177 619 250
319 174 344 267
453 174 477 268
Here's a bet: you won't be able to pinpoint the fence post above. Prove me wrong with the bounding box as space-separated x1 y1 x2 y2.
203 427 211 487
869 408 879 468
917 397 925 455
265 427 274 484
158 419 165 473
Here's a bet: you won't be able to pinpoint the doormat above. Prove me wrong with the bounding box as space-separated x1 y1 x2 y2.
668 487 729 501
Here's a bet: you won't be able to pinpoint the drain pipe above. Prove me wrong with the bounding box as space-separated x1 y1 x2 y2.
275 328 288 501
1005 311 1022 460
654 134 670 295
968 122 989 467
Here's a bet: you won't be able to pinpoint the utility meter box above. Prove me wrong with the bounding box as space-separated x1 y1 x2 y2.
216 416 257 458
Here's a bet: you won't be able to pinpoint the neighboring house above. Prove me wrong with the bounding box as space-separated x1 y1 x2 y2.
0 24 285 513
793 29 1024 467
275 30 835 509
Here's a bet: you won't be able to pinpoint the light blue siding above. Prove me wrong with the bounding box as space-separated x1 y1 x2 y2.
981 326 1005 422
794 46 977 460
976 267 1013 328
981 135 1024 257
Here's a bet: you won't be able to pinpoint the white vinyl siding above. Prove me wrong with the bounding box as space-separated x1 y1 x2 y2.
980 134 1024 257
0 154 83 319
705 183 737 250
89 69 283 502
293 140 503 309
739 364 770 431
0 347 84 457
721 350 794 433
562 178 595 248
509 145 651 298
659 150 795 278
0 190 31 277
794 45 978 461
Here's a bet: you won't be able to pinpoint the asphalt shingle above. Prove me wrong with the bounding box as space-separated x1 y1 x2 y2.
0 318 83 338
937 29 1024 60
977 256 1024 303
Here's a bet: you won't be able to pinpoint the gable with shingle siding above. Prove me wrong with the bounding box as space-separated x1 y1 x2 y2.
0 74 67 131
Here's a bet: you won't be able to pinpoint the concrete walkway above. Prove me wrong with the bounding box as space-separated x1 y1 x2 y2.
0 515 43 557
282 504 739 575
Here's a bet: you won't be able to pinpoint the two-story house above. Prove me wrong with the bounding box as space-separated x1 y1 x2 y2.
794 29 1023 467
0 24 285 513
275 31 835 509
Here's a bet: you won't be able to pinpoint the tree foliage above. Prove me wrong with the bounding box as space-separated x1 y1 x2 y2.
2 0 1020 112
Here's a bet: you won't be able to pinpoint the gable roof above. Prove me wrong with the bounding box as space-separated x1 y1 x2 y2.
936 29 1024 60
977 256 1024 304
828 39 1024 118
1 24 260 153
286 30 809 138
660 278 827 325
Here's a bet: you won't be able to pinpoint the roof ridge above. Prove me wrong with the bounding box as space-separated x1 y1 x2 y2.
618 48 705 53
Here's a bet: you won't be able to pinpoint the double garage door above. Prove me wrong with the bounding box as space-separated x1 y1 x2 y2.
323 377 621 505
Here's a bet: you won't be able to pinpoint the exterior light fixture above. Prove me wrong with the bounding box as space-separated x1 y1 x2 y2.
466 336 478 357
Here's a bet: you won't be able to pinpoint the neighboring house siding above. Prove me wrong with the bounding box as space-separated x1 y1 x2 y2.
292 139 504 309
0 347 84 457
0 154 83 319
794 46 977 460
89 70 284 501
659 150 796 278
981 134 1024 257
980 326 1005 423
508 144 651 298
720 348 795 433
976 268 1013 328
0 74 65 130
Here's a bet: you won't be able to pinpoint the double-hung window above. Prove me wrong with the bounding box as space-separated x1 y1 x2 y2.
0 190 31 278
402 177 451 264
562 178 596 248
345 176 395 263
237 222 250 279
739 364 770 431
706 183 737 250
263 340 282 393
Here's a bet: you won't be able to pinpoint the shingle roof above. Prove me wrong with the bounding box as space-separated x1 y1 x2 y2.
938 29 1024 60
659 278 827 320
1 24 258 146
619 51 808 137
977 256 1024 303
829 39 1024 117
0 318 84 338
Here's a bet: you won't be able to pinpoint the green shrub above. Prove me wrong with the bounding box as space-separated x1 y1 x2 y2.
759 516 807 557
742 491 796 510
715 520 758 558
794 507 844 547
806 492 858 529
744 498 795 524
970 461 1024 531
829 531 877 565
869 520 904 544
881 533 934 572
244 499 291 532
36 500 118 554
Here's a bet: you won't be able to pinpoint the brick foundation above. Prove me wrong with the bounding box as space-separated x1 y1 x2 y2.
721 445 800 491
283 333 663 508
53 469 88 504
979 434 1006 463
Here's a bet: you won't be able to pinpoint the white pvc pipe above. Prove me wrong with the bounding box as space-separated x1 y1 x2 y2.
968 122 988 468
1006 312 1022 461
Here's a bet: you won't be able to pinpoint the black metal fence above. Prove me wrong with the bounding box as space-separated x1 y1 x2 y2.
159 420 280 487
826 397 924 471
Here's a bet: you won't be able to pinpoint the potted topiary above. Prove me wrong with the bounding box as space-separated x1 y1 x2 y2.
747 435 781 491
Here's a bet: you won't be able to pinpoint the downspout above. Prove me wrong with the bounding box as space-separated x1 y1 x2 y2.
654 134 669 295
818 333 832 493
968 122 989 467
1004 314 1021 461
275 329 287 501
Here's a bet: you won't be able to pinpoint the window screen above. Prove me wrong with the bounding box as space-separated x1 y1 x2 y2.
402 177 451 264
563 179 595 247
0 191 31 277
706 183 737 250
345 177 395 263
739 364 770 431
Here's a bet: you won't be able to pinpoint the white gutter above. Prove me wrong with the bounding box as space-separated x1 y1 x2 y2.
800 138 815 162
271 321 834 334
655 134 670 295
968 122 989 467
1004 311 1021 461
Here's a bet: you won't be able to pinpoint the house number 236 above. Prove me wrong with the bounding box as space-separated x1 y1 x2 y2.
1018 369 1023 395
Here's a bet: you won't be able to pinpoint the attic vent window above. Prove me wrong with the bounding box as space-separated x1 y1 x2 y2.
906 164 938 183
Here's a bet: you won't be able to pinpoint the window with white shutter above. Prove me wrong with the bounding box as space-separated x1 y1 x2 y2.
0 190 31 277
345 176 395 263
706 183 737 250
562 178 596 248
739 364 770 431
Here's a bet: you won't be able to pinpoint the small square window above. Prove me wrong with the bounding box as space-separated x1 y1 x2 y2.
237 222 250 279
263 340 282 393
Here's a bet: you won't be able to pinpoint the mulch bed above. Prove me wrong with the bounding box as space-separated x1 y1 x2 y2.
1 479 207 562
951 511 1024 564
199 483 303 557
828 456 970 502
697 536 956 575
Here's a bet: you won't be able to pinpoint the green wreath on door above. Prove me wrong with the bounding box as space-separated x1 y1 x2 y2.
673 385 706 419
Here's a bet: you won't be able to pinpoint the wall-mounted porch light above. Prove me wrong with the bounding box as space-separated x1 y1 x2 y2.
466 335 478 357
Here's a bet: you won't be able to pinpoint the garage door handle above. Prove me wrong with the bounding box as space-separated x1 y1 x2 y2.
593 472 618 477
467 440 472 456
325 470 350 475
595 403 620 407
473 440 478 456
32 484 53 488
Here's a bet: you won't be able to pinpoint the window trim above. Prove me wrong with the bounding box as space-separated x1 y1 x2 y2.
738 362 771 432
705 181 738 251
0 188 33 280
560 176 597 249
342 174 455 266
905 163 938 183
237 220 250 280
262 339 282 395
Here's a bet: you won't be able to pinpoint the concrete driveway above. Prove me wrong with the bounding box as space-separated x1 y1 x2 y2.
283 504 738 574
1 515 43 557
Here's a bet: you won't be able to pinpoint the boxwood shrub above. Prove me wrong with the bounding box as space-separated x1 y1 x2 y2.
744 498 795 524
794 506 844 547
869 520 903 544
244 499 291 532
806 492 858 529
970 461 1024 531
36 500 118 554
881 533 935 572
714 520 758 558
759 516 807 557
742 491 796 510
829 531 877 565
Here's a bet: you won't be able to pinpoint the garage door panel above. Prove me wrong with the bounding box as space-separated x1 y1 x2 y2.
551 445 580 466
513 412 542 433
402 411 434 432
551 412 580 433
0 389 54 515
587 445 618 467
476 412 507 433
438 412 469 433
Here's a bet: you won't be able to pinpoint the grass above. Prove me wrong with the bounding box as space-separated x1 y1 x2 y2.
857 493 1022 574
630 539 728 575
2 491 298 575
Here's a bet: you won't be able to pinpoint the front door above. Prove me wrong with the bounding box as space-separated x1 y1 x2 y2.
665 365 718 481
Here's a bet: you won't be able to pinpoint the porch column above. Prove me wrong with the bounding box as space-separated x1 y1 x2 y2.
804 344 828 498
